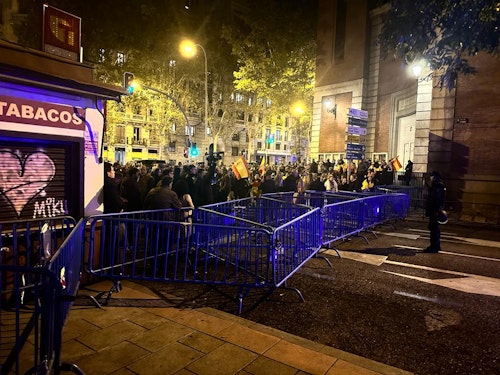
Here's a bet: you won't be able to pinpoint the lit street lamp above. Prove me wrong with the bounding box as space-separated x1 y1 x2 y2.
179 39 209 132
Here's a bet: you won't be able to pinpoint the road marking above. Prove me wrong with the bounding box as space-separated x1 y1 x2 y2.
393 244 422 250
437 250 500 262
374 232 420 240
383 260 500 297
393 290 461 307
406 229 500 249
322 249 387 266
392 245 500 262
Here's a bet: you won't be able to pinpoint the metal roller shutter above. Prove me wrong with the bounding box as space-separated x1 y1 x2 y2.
0 136 82 221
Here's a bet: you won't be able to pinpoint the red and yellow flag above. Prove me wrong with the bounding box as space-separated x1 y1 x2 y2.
390 156 403 171
258 156 266 176
232 155 250 180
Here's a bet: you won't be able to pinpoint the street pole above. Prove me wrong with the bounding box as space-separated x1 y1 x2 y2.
196 44 208 131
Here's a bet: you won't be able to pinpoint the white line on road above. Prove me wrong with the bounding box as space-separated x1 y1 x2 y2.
407 228 500 249
382 228 500 249
391 245 500 262
383 260 500 297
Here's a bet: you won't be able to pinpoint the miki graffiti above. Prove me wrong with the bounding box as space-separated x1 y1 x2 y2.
0 149 68 218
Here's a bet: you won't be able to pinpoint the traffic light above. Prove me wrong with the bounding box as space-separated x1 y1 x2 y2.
267 134 274 144
189 143 199 157
123 72 135 94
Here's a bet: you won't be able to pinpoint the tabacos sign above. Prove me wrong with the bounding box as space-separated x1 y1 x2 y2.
0 95 85 131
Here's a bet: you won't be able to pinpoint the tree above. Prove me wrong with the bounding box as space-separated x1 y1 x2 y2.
222 0 317 157
378 0 500 90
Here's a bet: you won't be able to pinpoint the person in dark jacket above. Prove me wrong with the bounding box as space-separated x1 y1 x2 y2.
144 176 183 210
424 171 446 253
120 167 142 212
307 173 326 191
260 170 278 194
103 162 123 214
404 160 413 186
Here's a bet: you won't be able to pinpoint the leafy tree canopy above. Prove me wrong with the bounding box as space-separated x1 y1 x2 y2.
378 0 500 90
222 0 317 117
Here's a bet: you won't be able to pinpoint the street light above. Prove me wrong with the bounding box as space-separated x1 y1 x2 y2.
179 39 209 133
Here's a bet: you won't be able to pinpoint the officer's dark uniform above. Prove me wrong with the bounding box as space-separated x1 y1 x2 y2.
424 171 446 253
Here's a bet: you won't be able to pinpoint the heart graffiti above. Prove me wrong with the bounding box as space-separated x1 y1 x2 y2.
0 150 56 216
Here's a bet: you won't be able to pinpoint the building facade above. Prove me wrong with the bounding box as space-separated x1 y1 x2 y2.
0 40 124 221
312 0 500 223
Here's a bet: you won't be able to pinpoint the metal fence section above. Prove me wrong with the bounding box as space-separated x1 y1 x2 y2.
198 196 312 228
0 217 84 375
376 185 424 211
0 216 76 268
84 203 322 313
320 198 365 246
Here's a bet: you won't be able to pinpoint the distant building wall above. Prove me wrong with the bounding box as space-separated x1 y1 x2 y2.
313 0 500 223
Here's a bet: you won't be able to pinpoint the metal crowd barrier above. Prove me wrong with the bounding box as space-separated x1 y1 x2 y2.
265 190 410 248
375 185 424 210
0 216 84 375
84 204 322 314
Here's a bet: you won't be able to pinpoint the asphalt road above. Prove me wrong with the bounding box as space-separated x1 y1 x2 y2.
146 215 500 375
255 216 500 375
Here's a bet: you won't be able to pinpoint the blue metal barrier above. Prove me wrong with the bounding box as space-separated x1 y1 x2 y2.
84 204 322 314
320 198 365 246
80 190 410 314
0 217 84 375
0 216 76 268
199 196 311 228
376 185 424 209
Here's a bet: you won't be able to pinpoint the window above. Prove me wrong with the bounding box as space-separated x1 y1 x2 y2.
185 125 194 136
116 52 125 66
116 126 126 139
257 141 262 149
284 131 288 141
98 48 105 63
231 147 239 156
276 129 281 141
232 133 240 141
133 127 141 142
172 123 176 133
275 143 281 150
334 0 347 61
168 141 176 152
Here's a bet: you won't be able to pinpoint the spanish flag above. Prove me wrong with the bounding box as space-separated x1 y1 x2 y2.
258 156 266 176
232 155 250 180
390 156 403 171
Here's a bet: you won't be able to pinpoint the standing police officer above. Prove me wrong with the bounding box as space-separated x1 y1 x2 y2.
424 171 446 253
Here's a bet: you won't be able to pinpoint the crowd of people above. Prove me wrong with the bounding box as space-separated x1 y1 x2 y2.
103 156 404 215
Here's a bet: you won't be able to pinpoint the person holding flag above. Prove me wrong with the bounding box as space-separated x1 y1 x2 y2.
231 155 250 180
258 156 266 177
231 155 251 199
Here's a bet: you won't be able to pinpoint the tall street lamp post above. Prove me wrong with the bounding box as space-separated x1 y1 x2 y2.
179 39 209 133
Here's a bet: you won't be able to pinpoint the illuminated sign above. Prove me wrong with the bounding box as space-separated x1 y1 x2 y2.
42 4 81 61
0 95 85 131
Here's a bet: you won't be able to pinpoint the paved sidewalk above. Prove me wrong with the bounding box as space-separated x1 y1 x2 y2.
60 280 413 375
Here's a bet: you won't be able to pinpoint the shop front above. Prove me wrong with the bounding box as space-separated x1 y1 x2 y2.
0 40 124 221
